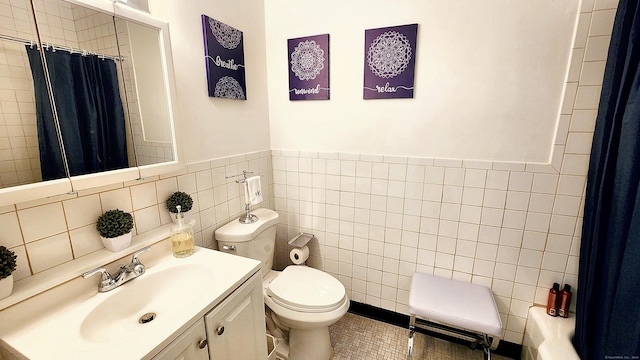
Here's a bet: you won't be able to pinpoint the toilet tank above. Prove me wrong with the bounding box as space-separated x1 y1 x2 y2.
214 208 279 277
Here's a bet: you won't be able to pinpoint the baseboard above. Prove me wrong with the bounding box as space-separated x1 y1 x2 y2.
348 301 522 360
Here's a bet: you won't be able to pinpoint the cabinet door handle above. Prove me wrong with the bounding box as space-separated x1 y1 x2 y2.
216 326 225 335
198 339 207 349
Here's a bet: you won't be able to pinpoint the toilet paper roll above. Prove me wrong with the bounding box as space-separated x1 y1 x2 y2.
290 245 309 265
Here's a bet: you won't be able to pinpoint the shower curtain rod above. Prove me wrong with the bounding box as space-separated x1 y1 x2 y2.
0 33 124 62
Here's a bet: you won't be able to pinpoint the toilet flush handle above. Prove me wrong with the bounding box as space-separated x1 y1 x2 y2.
222 245 236 251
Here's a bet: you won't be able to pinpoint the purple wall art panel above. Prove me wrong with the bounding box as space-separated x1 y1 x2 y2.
202 15 247 100
288 34 330 101
363 24 418 99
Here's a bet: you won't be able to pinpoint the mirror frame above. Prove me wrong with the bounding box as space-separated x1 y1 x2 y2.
66 0 112 13
0 179 72 207
0 0 183 205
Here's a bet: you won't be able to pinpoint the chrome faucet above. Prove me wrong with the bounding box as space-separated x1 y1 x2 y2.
82 247 150 292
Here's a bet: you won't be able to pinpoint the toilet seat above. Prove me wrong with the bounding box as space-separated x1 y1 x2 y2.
266 266 346 313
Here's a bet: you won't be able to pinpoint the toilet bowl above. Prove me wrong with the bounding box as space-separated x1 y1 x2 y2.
264 267 349 359
215 208 349 360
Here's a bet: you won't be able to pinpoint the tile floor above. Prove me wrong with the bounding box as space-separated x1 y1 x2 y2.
329 313 514 360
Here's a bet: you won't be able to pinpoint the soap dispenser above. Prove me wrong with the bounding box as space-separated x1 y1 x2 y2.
171 205 194 258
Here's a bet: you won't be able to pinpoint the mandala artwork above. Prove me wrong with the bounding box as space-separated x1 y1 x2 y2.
363 24 417 99
287 34 330 100
214 76 246 100
290 40 325 81
208 18 242 50
367 31 412 79
202 14 246 100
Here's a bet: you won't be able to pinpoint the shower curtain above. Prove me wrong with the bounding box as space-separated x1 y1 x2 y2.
573 0 640 358
26 47 128 180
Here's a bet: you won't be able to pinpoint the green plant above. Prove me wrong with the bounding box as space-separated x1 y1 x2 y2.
166 191 193 214
0 246 17 280
96 209 134 238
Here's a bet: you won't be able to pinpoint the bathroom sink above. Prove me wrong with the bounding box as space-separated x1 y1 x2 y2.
0 245 262 360
80 263 212 343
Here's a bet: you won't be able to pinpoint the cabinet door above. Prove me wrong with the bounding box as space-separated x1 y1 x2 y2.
205 272 267 360
152 319 209 360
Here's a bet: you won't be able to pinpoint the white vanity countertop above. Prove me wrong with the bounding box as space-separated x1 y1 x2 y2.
0 244 261 360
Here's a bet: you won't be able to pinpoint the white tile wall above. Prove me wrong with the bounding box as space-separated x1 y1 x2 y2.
274 152 583 343
0 150 272 279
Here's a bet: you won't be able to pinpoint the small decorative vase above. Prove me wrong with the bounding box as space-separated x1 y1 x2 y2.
100 232 133 252
0 274 14 300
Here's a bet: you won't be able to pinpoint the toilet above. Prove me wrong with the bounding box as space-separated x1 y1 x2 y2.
215 208 349 360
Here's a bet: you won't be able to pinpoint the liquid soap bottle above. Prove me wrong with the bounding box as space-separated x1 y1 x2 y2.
558 284 572 318
546 283 560 316
171 205 194 258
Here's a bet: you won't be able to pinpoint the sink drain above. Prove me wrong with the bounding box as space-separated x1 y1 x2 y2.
139 312 157 324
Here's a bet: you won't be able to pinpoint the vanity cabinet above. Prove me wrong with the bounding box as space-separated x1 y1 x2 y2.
205 271 267 360
152 271 267 360
152 320 208 360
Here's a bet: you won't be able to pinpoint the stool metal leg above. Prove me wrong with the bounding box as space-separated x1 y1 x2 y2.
483 334 500 360
487 334 500 351
483 345 491 360
408 314 416 358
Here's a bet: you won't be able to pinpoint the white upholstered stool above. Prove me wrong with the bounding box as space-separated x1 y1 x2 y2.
408 272 502 359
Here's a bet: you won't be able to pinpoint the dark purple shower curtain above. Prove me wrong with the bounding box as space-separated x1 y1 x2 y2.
26 46 128 179
573 1 640 358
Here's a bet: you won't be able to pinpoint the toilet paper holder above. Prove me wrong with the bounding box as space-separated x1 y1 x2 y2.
288 232 314 248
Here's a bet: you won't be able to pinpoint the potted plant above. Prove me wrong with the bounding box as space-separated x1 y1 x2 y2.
96 209 134 252
0 246 17 300
166 191 193 223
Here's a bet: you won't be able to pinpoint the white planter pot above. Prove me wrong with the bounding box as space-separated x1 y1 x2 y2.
100 232 132 252
0 274 14 300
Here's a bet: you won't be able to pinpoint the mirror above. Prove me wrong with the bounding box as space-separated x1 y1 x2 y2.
113 2 180 180
0 0 180 202
113 10 175 167
0 0 73 205
0 0 68 188
30 0 137 182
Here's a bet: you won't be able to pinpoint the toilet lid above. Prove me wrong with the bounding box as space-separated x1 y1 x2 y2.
267 266 346 313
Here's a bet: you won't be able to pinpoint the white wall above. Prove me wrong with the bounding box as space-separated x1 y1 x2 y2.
149 0 271 163
265 0 579 163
